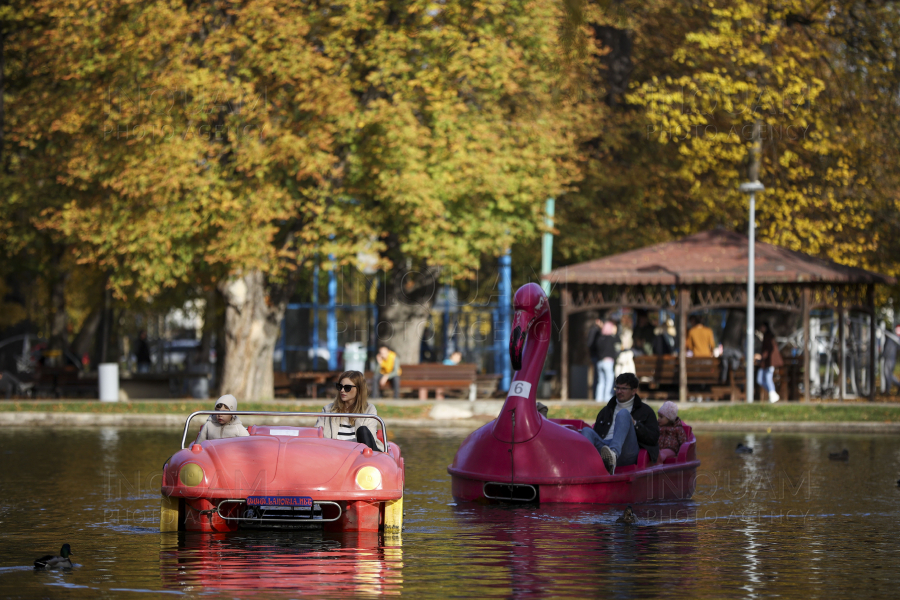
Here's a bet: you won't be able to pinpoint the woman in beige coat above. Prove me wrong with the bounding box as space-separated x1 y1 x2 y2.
316 371 384 452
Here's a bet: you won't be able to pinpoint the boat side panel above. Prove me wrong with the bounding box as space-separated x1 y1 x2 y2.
452 463 699 504
449 419 609 483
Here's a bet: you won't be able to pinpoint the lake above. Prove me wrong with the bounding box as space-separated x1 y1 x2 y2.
1 425 898 597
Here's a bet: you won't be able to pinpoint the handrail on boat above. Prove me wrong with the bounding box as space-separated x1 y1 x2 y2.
181 411 389 452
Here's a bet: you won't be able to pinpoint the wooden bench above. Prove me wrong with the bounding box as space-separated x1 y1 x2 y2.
475 373 503 399
635 355 801 401
399 364 478 400
274 371 341 399
725 357 800 401
634 356 729 400
32 366 98 398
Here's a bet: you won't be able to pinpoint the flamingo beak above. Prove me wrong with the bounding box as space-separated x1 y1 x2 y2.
509 310 533 372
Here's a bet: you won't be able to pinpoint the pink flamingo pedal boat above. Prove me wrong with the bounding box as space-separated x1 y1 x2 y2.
160 411 404 533
448 283 700 504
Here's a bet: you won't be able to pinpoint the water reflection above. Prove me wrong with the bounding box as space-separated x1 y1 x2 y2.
159 531 403 594
448 503 700 599
2 428 900 598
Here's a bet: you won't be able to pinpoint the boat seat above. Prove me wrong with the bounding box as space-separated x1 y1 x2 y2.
550 418 590 431
658 448 676 464
248 425 324 438
614 449 651 474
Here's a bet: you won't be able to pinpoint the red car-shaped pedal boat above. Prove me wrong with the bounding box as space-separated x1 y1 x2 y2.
160 411 404 533
448 283 700 504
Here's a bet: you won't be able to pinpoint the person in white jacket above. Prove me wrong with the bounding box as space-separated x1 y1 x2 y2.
196 394 250 441
316 370 384 452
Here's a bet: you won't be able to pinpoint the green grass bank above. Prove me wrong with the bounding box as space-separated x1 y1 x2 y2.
2 400 899 424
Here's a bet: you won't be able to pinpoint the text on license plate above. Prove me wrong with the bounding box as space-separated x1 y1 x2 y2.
246 496 313 507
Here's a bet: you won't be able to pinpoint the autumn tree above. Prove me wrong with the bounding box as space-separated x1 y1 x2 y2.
546 0 900 292
4 0 588 398
322 0 588 364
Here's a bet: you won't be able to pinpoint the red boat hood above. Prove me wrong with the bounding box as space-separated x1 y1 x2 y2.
162 432 403 500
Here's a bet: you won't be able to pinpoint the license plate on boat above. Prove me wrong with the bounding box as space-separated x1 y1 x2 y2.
246 496 313 507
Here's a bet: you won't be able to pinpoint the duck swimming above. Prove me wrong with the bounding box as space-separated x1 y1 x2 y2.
616 506 637 524
34 544 73 569
828 449 849 461
735 443 753 454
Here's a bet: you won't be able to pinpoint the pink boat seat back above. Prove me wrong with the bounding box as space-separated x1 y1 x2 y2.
549 418 590 431
248 425 324 438
658 448 677 464
615 449 650 474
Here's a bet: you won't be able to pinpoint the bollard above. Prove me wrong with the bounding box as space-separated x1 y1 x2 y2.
98 363 119 402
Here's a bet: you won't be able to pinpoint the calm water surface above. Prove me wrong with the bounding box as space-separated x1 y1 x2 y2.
1 425 899 598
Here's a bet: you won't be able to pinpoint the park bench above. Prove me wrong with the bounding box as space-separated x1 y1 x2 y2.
33 366 98 398
634 356 729 400
475 373 503 399
399 363 478 400
634 355 801 401
274 371 341 399
724 357 800 401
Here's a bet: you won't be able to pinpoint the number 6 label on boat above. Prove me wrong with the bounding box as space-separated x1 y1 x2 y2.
246 496 313 507
508 381 532 398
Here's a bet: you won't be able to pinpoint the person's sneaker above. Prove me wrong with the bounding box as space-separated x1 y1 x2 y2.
768 390 780 403
601 446 617 475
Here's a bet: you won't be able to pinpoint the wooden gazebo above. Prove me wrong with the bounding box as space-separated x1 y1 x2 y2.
544 230 895 401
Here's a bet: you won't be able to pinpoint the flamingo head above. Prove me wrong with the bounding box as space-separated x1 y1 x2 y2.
509 283 549 371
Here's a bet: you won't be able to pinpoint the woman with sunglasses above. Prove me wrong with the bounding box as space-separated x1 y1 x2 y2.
196 394 250 441
316 371 384 452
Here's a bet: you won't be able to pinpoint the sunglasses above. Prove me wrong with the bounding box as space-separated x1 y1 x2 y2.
335 384 357 393
215 403 229 410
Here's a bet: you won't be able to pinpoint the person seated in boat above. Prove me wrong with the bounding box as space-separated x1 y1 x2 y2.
579 373 659 475
656 401 687 453
196 394 250 441
316 370 385 452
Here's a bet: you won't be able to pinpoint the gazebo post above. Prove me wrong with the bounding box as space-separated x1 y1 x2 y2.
838 290 845 402
678 287 689 403
868 284 876 402
802 287 811 403
561 286 570 401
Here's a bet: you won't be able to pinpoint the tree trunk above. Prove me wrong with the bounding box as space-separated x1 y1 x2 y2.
71 306 101 364
378 266 438 367
1 30 5 166
199 289 218 389
48 266 70 359
722 309 746 350
218 270 287 401
591 24 633 107
46 245 71 362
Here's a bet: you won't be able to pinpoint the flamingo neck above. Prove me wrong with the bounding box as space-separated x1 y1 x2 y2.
492 311 551 443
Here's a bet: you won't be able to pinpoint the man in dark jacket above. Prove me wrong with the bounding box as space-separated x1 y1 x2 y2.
580 373 660 475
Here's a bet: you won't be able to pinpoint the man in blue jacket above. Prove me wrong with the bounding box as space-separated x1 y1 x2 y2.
580 373 660 475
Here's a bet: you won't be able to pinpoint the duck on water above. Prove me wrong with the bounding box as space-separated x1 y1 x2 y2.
34 544 73 569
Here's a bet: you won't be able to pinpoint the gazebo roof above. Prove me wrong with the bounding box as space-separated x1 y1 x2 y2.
544 229 894 286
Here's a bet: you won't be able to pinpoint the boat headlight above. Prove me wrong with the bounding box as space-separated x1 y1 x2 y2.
355 466 382 490
179 463 205 487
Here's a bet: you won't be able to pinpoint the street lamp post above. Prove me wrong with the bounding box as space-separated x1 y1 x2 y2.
740 181 764 403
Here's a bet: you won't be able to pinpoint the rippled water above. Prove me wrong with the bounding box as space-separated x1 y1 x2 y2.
1 425 899 598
